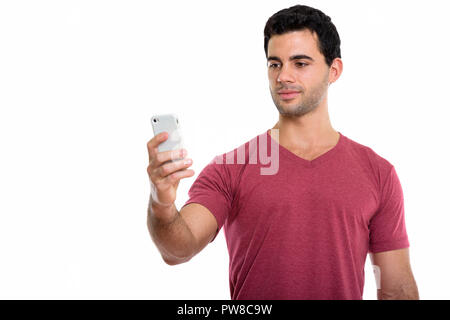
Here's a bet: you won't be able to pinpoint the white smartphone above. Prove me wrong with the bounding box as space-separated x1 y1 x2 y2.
151 113 185 161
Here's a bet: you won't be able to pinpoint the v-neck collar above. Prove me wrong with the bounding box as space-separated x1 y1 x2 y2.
266 128 346 168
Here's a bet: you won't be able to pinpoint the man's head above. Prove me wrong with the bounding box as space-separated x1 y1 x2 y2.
264 5 342 117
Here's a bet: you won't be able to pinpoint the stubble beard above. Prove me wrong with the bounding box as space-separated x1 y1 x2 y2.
271 74 329 118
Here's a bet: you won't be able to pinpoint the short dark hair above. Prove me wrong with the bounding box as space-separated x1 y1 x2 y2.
264 4 341 67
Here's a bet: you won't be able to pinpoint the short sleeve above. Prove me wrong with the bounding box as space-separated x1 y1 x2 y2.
368 166 410 253
181 155 233 242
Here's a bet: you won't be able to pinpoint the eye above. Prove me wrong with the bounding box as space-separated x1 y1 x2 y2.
296 62 308 67
268 62 280 69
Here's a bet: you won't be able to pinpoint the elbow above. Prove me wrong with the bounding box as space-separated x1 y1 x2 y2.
379 282 419 300
162 254 192 266
161 238 199 266
163 257 191 266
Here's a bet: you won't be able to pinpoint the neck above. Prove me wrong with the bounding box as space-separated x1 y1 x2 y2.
270 101 338 150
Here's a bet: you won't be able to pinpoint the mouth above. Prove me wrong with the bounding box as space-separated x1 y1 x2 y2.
278 91 301 100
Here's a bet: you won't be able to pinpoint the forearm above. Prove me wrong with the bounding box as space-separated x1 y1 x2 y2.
147 198 197 264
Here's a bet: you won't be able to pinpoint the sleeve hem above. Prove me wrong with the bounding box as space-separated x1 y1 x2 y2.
369 238 410 253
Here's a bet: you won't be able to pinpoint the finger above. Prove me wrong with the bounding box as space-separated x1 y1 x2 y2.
147 132 169 162
152 148 187 168
161 168 195 186
157 157 193 179
148 157 191 185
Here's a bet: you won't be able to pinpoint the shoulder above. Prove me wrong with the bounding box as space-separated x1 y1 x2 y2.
342 133 395 188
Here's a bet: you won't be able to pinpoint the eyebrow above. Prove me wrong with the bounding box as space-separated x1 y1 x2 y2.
267 54 315 62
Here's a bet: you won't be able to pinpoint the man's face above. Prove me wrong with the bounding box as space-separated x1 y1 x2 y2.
267 29 331 117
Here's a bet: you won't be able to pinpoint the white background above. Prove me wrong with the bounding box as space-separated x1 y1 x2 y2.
0 0 449 299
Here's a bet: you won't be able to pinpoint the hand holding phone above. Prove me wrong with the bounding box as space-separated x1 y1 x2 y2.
147 114 194 212
151 114 183 156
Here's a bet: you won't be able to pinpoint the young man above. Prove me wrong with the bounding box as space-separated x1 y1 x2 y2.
146 5 419 300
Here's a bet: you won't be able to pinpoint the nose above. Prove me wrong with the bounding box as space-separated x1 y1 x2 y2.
276 65 295 83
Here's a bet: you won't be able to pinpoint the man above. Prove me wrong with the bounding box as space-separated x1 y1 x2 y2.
146 4 419 300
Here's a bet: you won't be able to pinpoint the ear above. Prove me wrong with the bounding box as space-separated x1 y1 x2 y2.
328 58 343 85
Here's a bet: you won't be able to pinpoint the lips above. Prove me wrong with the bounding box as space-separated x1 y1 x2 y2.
278 90 301 100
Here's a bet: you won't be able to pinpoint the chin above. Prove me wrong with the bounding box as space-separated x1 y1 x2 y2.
278 99 299 109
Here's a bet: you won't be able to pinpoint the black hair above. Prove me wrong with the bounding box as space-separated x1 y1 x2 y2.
264 4 341 67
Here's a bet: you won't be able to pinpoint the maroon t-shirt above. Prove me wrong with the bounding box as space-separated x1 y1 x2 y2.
182 129 409 300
